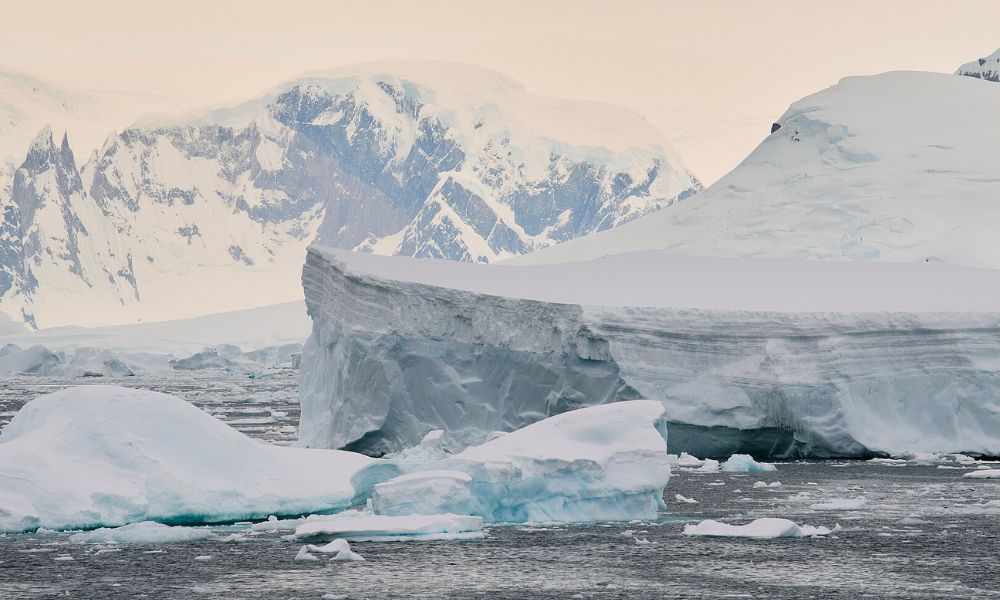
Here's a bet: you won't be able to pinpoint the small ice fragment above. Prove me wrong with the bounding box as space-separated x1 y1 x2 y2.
633 537 654 545
721 455 777 473
809 498 867 511
684 518 831 539
752 481 768 489
295 546 319 562
674 494 698 504
194 555 212 561
619 529 635 536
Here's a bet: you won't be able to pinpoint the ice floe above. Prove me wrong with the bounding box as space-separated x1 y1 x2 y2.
683 518 835 539
68 522 218 544
721 454 778 473
293 512 484 543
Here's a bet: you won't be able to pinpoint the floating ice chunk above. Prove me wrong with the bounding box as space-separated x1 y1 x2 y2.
307 539 351 554
721 455 777 473
69 522 217 544
963 469 1000 479
321 595 348 600
892 451 977 464
293 512 484 543
674 494 698 504
676 453 705 468
330 547 365 561
810 498 867 510
194 555 212 561
683 518 832 539
369 401 671 523
633 536 654 545
898 517 931 525
0 386 397 533
752 481 783 489
250 515 307 533
294 546 320 562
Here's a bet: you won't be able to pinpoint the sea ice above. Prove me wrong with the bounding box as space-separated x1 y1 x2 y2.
721 455 777 473
810 498 867 511
293 511 484 543
369 401 671 523
0 385 397 533
69 522 218 544
674 494 698 504
963 469 1000 479
683 518 833 539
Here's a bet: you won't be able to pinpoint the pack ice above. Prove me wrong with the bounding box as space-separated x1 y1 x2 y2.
0 385 397 533
370 401 671 523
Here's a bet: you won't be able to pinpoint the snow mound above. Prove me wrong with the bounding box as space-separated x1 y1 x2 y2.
0 386 397 533
721 455 777 473
683 518 833 539
69 522 217 544
963 470 1000 479
370 401 671 523
293 512 484 543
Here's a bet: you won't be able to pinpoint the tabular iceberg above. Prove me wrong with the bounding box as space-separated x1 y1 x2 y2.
0 385 397 533
370 401 671 523
299 246 1000 458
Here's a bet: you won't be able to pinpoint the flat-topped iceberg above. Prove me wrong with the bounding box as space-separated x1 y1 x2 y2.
371 401 671 523
299 246 1000 458
0 385 397 533
683 518 834 539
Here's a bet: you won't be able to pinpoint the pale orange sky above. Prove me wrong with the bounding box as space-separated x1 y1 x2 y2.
3 0 998 183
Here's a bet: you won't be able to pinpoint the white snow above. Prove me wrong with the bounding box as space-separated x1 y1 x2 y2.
0 385 397 533
369 401 671 523
69 522 217 544
293 512 484 542
683 518 833 539
721 455 778 473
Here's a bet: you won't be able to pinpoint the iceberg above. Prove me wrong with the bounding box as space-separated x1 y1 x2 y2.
963 470 1000 479
0 385 397 533
292 512 484 543
721 454 778 473
299 246 1000 458
370 401 671 523
683 518 833 539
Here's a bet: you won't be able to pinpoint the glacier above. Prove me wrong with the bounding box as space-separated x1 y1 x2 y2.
0 61 699 329
0 385 398 533
369 401 671 523
299 246 1000 458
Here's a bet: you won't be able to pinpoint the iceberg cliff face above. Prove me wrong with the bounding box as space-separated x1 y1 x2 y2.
300 247 1000 458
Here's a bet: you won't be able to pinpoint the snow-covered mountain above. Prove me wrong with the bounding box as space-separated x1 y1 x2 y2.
956 47 1000 82
0 62 701 328
511 71 1000 268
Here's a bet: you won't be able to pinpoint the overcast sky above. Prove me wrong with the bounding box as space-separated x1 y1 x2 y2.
3 0 998 183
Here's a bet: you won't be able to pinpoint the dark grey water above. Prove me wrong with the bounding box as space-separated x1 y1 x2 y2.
2 376 1000 599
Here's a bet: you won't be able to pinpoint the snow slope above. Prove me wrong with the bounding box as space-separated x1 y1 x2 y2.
956 47 1000 82
509 72 1000 269
0 61 699 328
299 246 1000 458
0 385 397 533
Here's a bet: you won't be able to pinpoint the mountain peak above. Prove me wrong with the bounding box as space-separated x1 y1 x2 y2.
956 47 1000 82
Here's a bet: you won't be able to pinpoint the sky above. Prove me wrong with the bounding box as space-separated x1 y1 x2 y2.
2 0 998 184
